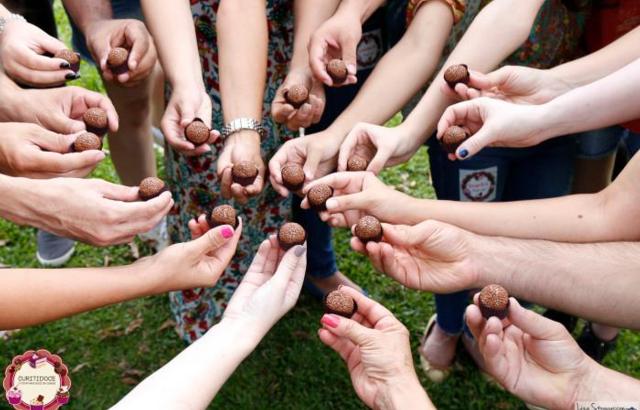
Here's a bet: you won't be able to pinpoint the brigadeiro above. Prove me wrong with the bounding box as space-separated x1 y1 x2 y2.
327 59 348 84
354 215 383 243
232 161 259 186
284 84 309 108
281 163 305 191
307 184 333 211
138 177 167 201
277 222 306 250
72 132 102 152
478 284 510 319
209 204 238 229
83 107 109 136
184 119 210 146
443 64 470 89
324 289 357 318
54 49 80 72
441 125 469 154
347 155 369 172
107 47 129 75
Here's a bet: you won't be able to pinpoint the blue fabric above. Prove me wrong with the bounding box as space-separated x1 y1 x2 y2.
576 126 624 159
620 129 640 160
427 137 577 334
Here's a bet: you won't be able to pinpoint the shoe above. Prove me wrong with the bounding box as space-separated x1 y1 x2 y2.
418 315 454 383
138 217 169 252
577 322 618 363
36 230 75 267
303 271 365 300
543 309 577 333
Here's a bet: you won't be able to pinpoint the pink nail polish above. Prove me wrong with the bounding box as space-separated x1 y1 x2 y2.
321 314 339 328
221 226 234 239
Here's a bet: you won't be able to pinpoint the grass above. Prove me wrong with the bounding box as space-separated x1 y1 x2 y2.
1 3 639 409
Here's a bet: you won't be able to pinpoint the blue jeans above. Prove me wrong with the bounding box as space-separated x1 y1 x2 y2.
427 136 577 334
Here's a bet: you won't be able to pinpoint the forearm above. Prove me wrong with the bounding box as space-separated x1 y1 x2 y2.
61 0 112 33
340 0 386 23
578 363 640 402
375 377 435 410
0 4 10 17
114 319 256 409
291 0 340 69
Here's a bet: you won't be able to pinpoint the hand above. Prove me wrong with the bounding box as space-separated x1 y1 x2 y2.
217 131 265 204
308 8 360 87
440 66 573 105
222 236 307 341
351 220 481 294
339 123 421 174
271 67 325 130
161 86 218 156
83 19 157 85
466 298 593 409
318 287 432 409
0 19 76 87
268 131 342 196
436 97 546 160
11 178 173 246
5 86 118 134
0 122 105 178
301 171 401 228
148 220 242 292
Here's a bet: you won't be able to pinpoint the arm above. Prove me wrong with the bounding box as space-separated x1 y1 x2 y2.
61 0 111 33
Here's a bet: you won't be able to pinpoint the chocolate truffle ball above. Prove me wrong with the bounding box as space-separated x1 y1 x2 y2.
441 125 469 154
232 161 259 186
354 215 383 243
184 119 210 146
327 59 348 84
83 107 109 136
281 163 305 191
72 132 102 152
138 177 167 201
209 204 238 229
324 289 357 318
307 184 333 211
277 222 306 250
284 84 309 108
478 284 510 319
107 47 129 75
54 49 80 72
443 64 470 89
347 155 369 172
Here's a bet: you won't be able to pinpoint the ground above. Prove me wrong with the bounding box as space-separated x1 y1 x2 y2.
0 3 638 409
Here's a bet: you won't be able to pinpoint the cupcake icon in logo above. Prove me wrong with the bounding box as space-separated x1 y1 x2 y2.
6 386 21 405
30 394 45 410
56 386 69 405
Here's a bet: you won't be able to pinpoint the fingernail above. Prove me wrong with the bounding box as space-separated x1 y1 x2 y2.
325 198 337 210
321 314 339 328
458 148 469 159
60 62 70 69
221 226 234 239
65 73 77 80
294 245 306 257
347 64 357 74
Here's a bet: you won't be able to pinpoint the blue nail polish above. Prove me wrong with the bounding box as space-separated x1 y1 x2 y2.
459 148 469 159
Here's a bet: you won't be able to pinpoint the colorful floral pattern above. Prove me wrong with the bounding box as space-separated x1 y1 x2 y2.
166 0 295 343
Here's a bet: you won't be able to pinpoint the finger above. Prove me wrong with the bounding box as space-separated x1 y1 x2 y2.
20 52 71 71
318 328 357 363
506 298 567 340
455 128 493 160
337 129 360 171
320 313 374 346
126 28 150 72
303 146 322 181
324 191 369 214
308 38 332 85
465 304 485 341
220 168 233 200
33 131 77 153
187 224 236 256
338 286 395 328
188 216 205 239
11 66 72 86
366 147 392 175
33 150 105 175
271 244 307 290
98 180 144 202
364 241 384 273
475 68 503 90
340 36 359 79
230 183 249 204
244 174 265 196
273 103 295 124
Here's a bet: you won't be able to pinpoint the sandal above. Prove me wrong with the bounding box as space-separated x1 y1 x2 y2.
418 314 453 383
577 322 618 363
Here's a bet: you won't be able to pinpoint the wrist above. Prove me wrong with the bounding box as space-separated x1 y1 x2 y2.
225 129 261 147
535 101 570 141
215 317 262 355
339 0 377 24
375 375 432 410
471 235 517 288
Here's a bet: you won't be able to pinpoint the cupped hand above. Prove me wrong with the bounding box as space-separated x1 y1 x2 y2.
351 220 480 293
466 298 593 409
318 287 430 409
222 236 307 340
268 131 342 197
272 67 326 130
84 19 157 85
0 122 105 179
0 20 75 87
217 131 265 204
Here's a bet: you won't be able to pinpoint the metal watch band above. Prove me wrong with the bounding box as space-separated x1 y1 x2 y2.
220 117 266 140
0 14 26 35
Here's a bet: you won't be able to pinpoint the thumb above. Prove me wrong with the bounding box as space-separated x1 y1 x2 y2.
303 148 322 181
340 36 359 76
187 225 236 256
467 69 494 91
455 127 493 160
271 244 307 290
366 147 392 175
506 299 567 340
53 114 85 135
322 314 373 346
378 223 420 246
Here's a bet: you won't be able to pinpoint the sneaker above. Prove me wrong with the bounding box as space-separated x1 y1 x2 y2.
138 217 169 253
36 230 76 267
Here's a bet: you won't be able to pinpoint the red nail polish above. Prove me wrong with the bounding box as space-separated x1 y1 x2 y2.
221 226 234 239
321 314 339 328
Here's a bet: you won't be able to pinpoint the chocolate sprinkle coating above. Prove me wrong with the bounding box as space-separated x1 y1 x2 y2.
83 107 108 135
307 184 333 211
277 222 306 250
327 59 348 83
281 163 305 191
184 120 210 145
443 64 470 89
441 125 469 154
284 84 309 108
138 177 167 201
232 161 259 186
347 156 369 172
354 215 383 243
55 49 80 72
324 289 357 318
107 47 129 74
478 284 510 319
72 132 102 152
209 205 238 229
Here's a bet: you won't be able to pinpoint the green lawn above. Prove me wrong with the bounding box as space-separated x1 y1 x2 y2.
1 3 639 409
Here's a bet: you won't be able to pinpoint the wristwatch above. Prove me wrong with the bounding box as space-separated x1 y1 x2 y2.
220 117 266 140
0 14 26 35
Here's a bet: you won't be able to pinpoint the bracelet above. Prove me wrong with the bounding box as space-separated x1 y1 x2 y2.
0 13 26 35
220 117 266 140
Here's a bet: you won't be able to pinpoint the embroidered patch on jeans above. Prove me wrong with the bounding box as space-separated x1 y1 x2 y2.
357 29 383 70
459 167 497 202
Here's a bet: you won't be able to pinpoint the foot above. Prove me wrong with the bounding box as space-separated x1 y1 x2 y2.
305 271 363 295
577 322 618 363
36 230 76 267
418 322 459 370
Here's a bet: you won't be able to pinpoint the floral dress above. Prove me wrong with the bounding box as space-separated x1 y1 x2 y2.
165 0 295 344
